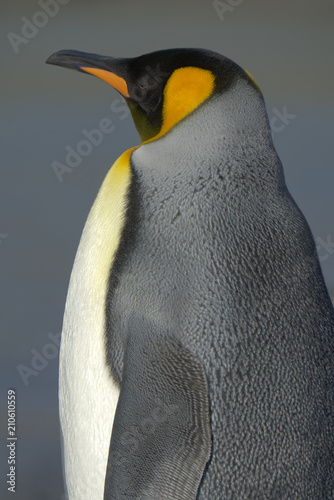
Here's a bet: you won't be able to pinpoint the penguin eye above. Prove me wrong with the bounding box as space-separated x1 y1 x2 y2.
132 85 162 115
130 82 146 102
130 72 165 112
132 75 156 98
139 64 170 92
139 74 158 92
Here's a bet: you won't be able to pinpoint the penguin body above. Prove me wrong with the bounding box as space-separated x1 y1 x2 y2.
47 48 334 499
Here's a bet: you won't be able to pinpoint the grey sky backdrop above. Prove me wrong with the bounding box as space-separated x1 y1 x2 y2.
1 0 334 498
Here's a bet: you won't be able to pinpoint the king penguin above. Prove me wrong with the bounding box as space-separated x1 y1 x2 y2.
46 48 334 499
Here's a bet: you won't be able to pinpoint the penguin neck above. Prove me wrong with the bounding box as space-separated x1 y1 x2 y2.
181 79 276 163
212 78 272 143
134 79 283 189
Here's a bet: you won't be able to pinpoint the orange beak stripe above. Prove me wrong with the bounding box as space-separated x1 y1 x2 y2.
80 66 130 98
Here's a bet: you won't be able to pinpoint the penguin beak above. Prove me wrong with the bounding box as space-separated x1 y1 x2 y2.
46 49 130 98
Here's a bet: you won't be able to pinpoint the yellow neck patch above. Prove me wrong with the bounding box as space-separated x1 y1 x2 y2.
85 146 137 289
146 66 215 143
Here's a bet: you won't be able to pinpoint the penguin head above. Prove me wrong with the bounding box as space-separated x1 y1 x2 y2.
46 48 261 142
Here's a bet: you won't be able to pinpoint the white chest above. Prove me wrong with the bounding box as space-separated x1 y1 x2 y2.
59 150 133 499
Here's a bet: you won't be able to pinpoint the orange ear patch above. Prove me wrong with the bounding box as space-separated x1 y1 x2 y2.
146 67 215 143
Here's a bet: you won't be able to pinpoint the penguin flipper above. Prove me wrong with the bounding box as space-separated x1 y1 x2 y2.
104 313 211 499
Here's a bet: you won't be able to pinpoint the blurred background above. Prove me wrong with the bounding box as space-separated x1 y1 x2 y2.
1 0 333 498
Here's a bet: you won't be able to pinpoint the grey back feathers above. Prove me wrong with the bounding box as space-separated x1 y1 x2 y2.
106 79 334 498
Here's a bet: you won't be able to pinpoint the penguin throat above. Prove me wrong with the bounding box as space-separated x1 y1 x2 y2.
128 101 162 142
